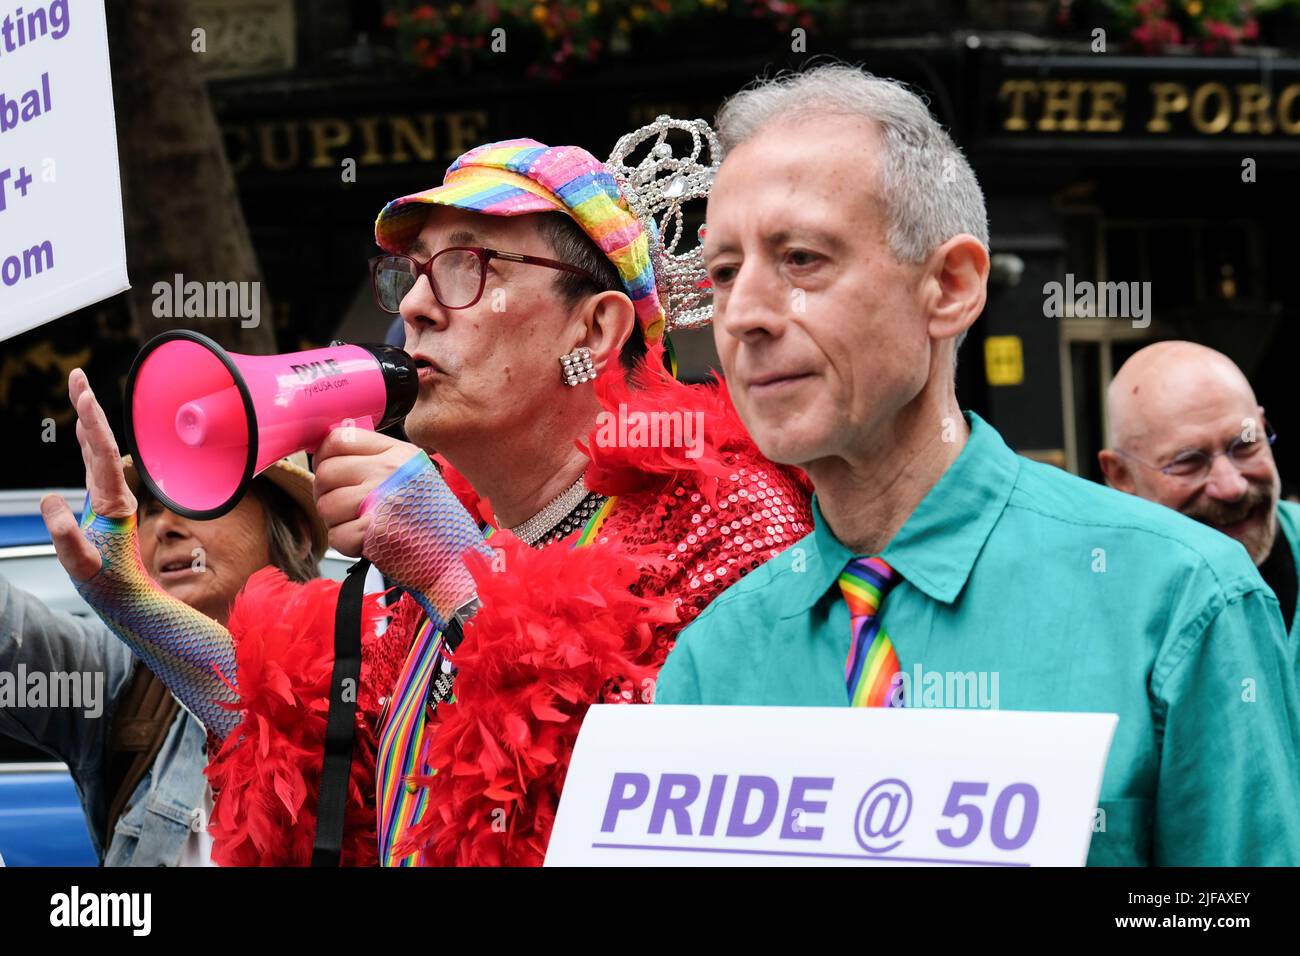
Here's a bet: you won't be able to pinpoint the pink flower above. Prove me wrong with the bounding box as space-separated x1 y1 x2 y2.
1205 19 1232 40
1132 16 1180 52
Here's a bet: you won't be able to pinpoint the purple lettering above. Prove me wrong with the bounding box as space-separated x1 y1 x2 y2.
648 773 700 835
725 775 778 838
699 774 727 836
600 772 650 833
990 783 1039 850
781 776 833 840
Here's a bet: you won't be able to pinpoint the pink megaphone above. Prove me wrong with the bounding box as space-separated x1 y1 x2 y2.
123 330 418 519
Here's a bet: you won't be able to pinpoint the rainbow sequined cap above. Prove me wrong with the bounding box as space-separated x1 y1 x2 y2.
374 116 720 342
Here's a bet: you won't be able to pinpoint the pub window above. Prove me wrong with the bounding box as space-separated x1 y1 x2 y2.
1057 207 1267 478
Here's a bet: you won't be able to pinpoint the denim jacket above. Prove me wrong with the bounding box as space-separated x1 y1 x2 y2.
0 576 209 866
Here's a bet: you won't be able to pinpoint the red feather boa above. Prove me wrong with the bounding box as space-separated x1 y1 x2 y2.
386 343 814 865
205 344 814 867
581 355 737 499
205 567 403 867
392 534 677 865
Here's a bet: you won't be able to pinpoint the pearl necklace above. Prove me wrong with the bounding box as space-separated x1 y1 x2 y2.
503 476 605 547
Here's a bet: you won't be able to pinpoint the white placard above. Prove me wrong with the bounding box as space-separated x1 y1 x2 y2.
0 0 128 340
546 706 1117 867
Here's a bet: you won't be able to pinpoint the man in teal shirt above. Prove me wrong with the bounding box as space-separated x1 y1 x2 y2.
1100 341 1300 667
656 65 1300 865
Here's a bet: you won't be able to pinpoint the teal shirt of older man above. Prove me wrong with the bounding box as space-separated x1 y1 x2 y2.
1276 499 1300 659
656 412 1300 866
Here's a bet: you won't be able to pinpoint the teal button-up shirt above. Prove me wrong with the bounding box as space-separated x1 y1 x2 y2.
656 412 1300 866
1277 499 1300 660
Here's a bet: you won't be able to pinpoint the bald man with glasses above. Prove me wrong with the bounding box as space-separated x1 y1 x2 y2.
1100 341 1298 657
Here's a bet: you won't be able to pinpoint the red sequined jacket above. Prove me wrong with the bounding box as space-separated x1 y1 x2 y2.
205 348 813 866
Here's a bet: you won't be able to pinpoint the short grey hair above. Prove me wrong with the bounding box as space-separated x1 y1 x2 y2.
535 212 647 370
716 64 989 264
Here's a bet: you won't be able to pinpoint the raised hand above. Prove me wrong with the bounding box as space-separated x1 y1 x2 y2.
41 368 138 582
38 370 241 738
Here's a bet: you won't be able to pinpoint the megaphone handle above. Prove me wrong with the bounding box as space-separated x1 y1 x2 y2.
308 415 377 454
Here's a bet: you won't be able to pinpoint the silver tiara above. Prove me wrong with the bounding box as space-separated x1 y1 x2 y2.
605 115 721 332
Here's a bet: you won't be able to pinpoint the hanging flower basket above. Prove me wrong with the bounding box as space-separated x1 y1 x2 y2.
382 0 842 81
1097 0 1265 55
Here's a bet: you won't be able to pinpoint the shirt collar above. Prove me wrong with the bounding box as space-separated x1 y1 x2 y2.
789 411 1020 612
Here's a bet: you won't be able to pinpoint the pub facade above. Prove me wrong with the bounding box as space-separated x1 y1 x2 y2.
156 4 1300 490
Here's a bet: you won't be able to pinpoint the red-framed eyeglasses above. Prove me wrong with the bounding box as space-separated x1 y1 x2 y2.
369 246 599 314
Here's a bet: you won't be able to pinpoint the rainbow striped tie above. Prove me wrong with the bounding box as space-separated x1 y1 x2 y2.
837 556 904 707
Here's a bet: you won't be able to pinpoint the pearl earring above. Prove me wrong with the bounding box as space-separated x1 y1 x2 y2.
560 347 595 386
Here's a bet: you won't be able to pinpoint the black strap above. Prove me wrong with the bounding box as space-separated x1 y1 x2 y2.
423 614 466 720
311 558 370 867
442 614 466 654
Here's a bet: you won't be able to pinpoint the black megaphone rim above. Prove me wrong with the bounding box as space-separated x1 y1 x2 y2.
122 329 260 522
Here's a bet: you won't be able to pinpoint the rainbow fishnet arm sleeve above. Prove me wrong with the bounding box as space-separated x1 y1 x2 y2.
74 508 241 739
360 451 493 629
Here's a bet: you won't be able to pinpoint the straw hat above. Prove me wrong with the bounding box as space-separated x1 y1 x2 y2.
121 451 329 561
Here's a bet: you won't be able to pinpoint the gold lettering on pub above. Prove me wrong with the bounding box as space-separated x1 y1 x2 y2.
998 79 1300 135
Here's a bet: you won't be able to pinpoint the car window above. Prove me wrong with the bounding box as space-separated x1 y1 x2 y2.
0 549 92 618
320 551 353 582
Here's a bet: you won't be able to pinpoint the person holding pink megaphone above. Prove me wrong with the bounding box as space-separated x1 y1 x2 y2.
48 116 815 867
